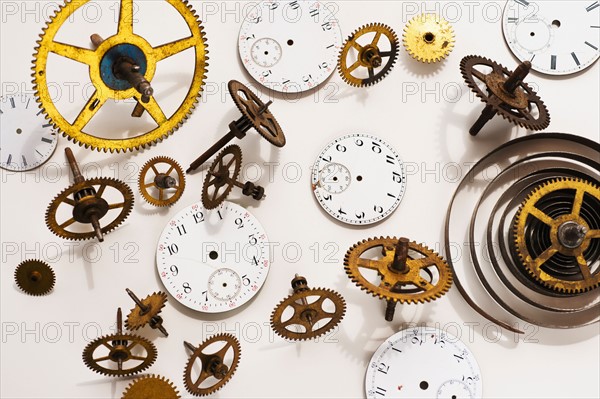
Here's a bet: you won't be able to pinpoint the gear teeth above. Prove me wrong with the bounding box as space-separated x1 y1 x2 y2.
82 333 157 377
122 374 181 399
14 259 55 296
403 14 455 63
202 145 243 210
139 156 186 207
126 291 168 331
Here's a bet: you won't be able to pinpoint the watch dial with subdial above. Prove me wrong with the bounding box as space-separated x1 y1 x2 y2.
365 327 482 399
502 0 600 75
311 134 406 225
156 201 270 313
238 0 342 93
0 94 58 171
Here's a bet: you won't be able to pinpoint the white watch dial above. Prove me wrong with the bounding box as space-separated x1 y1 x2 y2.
311 134 406 225
365 327 482 399
0 94 58 171
502 0 600 75
156 201 270 313
238 0 342 93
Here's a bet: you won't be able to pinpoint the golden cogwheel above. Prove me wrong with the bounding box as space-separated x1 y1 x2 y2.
14 260 55 296
338 23 399 87
121 375 180 399
125 289 169 336
139 157 186 207
32 0 208 152
513 177 600 294
403 13 455 63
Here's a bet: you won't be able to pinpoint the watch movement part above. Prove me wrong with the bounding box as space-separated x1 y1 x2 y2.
14 259 55 296
125 288 169 336
121 374 180 399
403 13 455 63
139 156 186 207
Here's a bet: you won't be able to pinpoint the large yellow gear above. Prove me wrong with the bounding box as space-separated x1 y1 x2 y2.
32 0 208 152
403 14 455 63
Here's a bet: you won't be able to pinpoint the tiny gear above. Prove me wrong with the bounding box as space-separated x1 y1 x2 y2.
121 374 180 399
338 23 399 87
513 177 600 294
45 148 133 242
403 13 455 63
83 308 157 377
14 260 55 296
125 289 169 336
139 156 185 207
32 0 208 152
344 237 453 321
183 334 241 396
460 55 550 136
270 274 346 341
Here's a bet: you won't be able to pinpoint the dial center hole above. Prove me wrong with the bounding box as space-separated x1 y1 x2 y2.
264 51 269 55
333 176 338 181
419 381 429 390
287 39 294 46
16 128 22 134
423 32 435 43
552 19 561 28
357 176 363 182
530 32 535 36
209 251 219 260
222 282 227 287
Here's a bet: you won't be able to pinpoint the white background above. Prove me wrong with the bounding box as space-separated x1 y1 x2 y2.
1 1 599 398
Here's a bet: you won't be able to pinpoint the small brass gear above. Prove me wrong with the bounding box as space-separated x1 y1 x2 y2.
202 145 242 209
270 275 346 341
139 156 185 207
513 177 600 294
125 290 168 336
183 334 241 396
338 23 399 87
121 374 180 399
32 0 208 152
403 14 455 63
14 260 55 296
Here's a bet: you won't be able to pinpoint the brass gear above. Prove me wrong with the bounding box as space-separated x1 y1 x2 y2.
14 260 55 296
403 14 455 63
32 0 208 152
125 291 168 333
513 178 600 294
344 237 453 304
139 157 185 207
338 23 399 87
202 145 242 210
270 275 346 341
183 334 241 396
121 374 180 399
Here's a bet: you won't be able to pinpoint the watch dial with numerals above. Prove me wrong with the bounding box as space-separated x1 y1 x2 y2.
311 134 406 225
0 94 58 171
238 0 342 93
156 201 270 313
502 0 600 75
365 327 482 399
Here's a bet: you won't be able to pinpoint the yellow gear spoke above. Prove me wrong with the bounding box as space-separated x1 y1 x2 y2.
153 36 197 61
50 41 96 65
531 246 558 268
73 91 108 131
137 97 167 125
117 0 134 35
529 206 554 226
571 188 584 216
576 255 592 280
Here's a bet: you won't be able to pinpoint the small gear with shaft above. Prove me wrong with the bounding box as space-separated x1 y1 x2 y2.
121 374 180 399
14 259 55 296
139 156 185 207
32 0 208 152
513 177 600 294
125 289 169 336
270 274 346 341
344 237 452 321
403 13 455 63
183 334 241 396
338 23 399 87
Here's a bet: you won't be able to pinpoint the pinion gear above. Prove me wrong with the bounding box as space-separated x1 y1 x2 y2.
14 260 55 296
403 13 454 63
121 374 180 399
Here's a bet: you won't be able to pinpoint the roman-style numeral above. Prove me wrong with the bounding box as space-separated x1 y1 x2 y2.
289 0 299 10
571 52 581 66
309 8 319 17
586 1 599 12
375 387 387 396
550 55 557 70
387 193 396 199
385 155 395 165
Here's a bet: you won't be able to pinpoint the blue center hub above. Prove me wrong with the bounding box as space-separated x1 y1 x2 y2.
100 43 148 90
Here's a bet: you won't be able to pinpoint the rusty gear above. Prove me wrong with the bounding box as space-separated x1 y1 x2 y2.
139 156 185 207
125 290 169 336
202 145 242 209
121 375 180 399
14 260 55 296
183 334 241 396
270 275 346 341
513 178 600 294
403 13 454 63
338 23 398 87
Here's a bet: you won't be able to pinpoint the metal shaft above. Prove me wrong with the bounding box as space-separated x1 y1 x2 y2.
385 300 397 322
184 341 196 352
65 148 84 184
469 104 496 136
126 288 149 313
116 308 123 334
391 237 410 273
90 34 104 48
113 58 154 103
187 131 237 173
503 61 531 93
155 174 177 189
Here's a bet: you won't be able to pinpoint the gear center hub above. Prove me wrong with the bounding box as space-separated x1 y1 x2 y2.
557 221 588 249
100 43 148 91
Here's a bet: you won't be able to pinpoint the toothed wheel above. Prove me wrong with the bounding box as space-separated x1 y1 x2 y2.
121 374 180 399
32 0 208 152
183 334 241 396
403 13 455 63
125 291 168 331
202 145 242 210
513 178 600 294
139 157 185 207
82 333 157 377
338 23 399 87
344 237 453 304
14 260 55 296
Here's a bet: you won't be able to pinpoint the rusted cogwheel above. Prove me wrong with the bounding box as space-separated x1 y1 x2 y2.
403 13 455 63
202 145 242 209
139 156 185 207
271 274 346 341
121 374 180 399
513 177 600 294
338 23 399 87
14 259 55 296
183 334 241 396
82 309 157 377
125 289 169 336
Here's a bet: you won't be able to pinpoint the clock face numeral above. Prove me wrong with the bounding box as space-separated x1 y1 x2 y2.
311 134 406 225
156 201 270 313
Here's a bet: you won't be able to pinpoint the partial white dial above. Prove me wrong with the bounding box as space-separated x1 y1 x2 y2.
0 94 58 171
365 327 482 399
238 0 342 93
311 134 406 225
502 0 600 75
156 201 270 313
